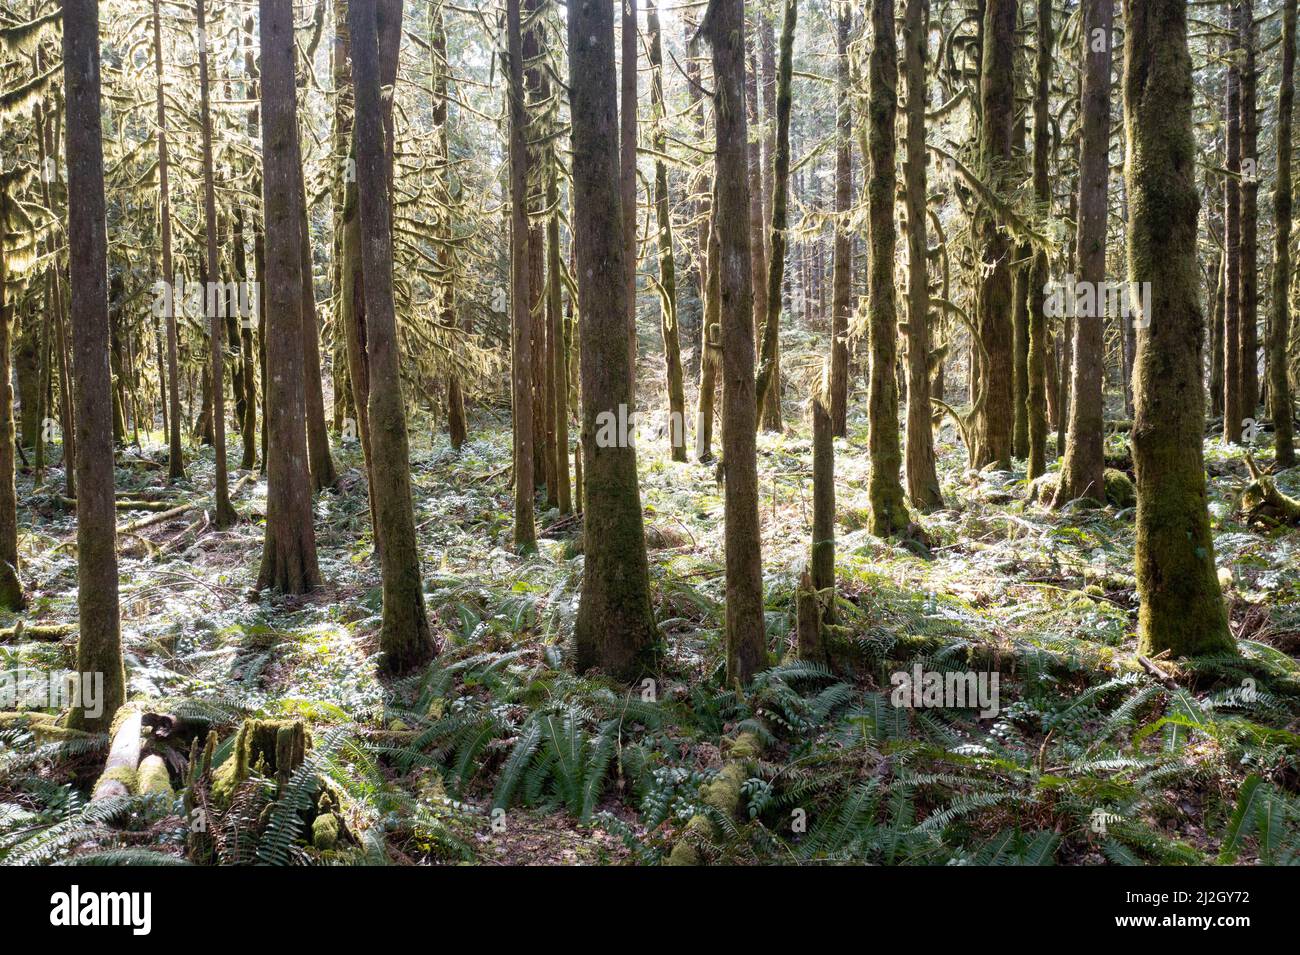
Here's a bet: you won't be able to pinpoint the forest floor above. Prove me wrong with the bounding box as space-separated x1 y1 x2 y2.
3 391 1300 865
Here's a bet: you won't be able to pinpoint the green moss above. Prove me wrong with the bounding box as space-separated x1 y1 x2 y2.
95 765 138 793
1104 468 1136 508
136 755 174 798
212 718 310 805
700 762 747 815
312 812 340 850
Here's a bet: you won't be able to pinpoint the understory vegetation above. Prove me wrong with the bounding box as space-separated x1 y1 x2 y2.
4 404 1299 866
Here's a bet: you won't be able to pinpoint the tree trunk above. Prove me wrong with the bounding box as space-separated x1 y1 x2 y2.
506 0 535 552
349 0 435 675
754 0 795 433
197 0 236 527
828 5 851 438
865 0 909 536
63 0 126 733
152 0 184 482
1122 0 1234 657
969 0 1016 469
1027 0 1052 480
695 196 721 463
902 0 942 510
255 0 322 596
1224 5 1243 443
1238 0 1259 420
568 0 658 682
1054 0 1111 507
621 0 639 401
703 0 766 686
647 0 687 461
1272 0 1297 467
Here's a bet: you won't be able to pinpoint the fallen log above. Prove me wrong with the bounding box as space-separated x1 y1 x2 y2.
91 704 143 801
0 622 76 643
1242 454 1300 526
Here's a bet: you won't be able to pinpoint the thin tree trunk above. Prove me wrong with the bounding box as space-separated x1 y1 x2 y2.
621 0 639 401
828 5 851 437
703 0 766 686
63 0 125 733
349 0 435 674
1224 5 1243 443
1054 0 1111 506
865 0 909 535
969 0 1016 468
1238 0 1259 419
197 0 236 527
902 0 942 510
1272 0 1297 467
647 0 687 461
506 0 535 552
754 0 794 433
1027 0 1052 480
153 0 184 482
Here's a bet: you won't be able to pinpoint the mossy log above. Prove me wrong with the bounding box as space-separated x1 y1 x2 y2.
91 704 143 801
0 622 73 644
211 718 309 804
136 754 175 799
1242 455 1300 525
665 731 763 866
0 710 94 741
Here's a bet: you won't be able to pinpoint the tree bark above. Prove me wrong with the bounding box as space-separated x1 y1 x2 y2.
865 0 909 536
754 0 795 433
1224 4 1243 443
1026 0 1052 481
1238 0 1259 420
152 0 184 482
902 0 942 510
1054 0 1111 507
63 0 126 732
969 0 1016 469
621 0 639 401
703 0 766 686
349 0 435 674
506 0 535 552
828 5 851 438
196 0 236 527
255 0 322 596
568 0 658 682
1272 0 1297 467
1123 0 1234 657
647 0 687 461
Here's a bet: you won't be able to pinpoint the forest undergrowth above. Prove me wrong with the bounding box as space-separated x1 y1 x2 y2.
4 388 1300 866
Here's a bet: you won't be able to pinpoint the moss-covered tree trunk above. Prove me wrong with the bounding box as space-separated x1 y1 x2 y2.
647 0 687 461
506 0 535 552
703 0 766 686
754 0 795 434
1238 0 1259 420
744 27 770 426
1272 0 1297 468
1053 0 1111 507
256 0 322 596
152 0 184 483
349 0 435 675
1224 5 1243 444
0 219 21 611
864 0 909 536
695 198 721 464
1026 0 1052 480
63 0 126 733
568 0 658 682
1123 0 1234 658
828 5 851 438
621 0 639 402
902 0 942 511
968 0 1016 469
197 0 237 528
